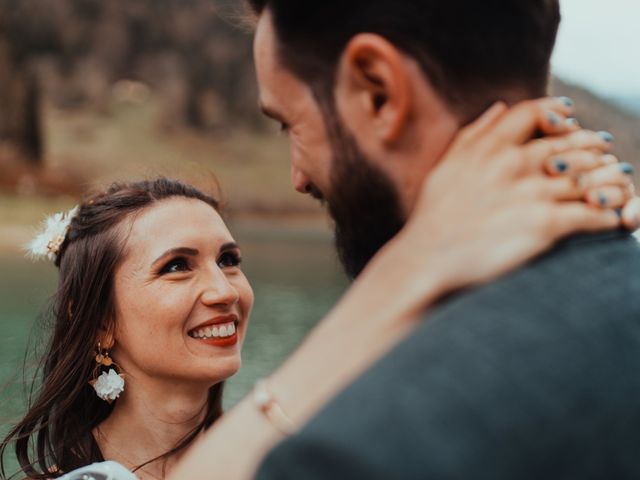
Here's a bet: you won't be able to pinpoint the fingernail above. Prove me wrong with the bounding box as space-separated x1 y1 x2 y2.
547 112 561 126
553 158 569 173
596 191 608 207
598 131 614 143
557 96 574 107
620 163 635 175
614 208 623 219
565 117 579 127
602 154 617 165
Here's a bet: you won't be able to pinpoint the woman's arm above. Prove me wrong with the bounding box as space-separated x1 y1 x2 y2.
168 98 638 480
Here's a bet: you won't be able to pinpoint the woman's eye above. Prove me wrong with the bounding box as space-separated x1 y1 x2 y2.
159 257 190 274
218 252 242 268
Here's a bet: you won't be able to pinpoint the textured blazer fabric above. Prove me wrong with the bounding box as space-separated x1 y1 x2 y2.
256 231 640 480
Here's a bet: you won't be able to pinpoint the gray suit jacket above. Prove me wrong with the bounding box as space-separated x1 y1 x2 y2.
256 231 640 479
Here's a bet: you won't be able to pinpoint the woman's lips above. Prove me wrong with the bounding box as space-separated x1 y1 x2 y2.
198 333 238 347
188 319 239 347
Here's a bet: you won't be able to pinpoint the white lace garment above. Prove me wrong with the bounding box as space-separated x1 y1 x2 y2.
58 461 138 480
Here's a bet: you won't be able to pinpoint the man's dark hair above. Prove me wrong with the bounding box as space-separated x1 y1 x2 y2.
248 0 561 119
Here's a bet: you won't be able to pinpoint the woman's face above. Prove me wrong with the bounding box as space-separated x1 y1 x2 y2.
111 197 254 387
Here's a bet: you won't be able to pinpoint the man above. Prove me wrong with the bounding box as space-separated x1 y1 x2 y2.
246 0 640 478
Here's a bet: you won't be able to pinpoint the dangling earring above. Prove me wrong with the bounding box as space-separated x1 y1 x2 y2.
89 342 125 403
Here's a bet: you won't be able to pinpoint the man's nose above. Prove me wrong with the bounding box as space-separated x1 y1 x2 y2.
200 268 240 307
291 165 310 194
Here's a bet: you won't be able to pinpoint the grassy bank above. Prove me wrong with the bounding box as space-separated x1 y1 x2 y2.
1 94 329 250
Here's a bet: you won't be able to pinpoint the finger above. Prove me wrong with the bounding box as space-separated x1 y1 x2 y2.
527 162 635 202
603 154 619 165
585 186 630 209
458 101 509 143
621 197 640 231
536 176 585 201
551 203 620 238
577 162 635 190
544 151 616 176
486 96 576 147
524 130 614 169
537 110 580 136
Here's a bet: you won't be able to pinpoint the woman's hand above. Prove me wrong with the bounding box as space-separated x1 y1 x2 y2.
396 97 639 304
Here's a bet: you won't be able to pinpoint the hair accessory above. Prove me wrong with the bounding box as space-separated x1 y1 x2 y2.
26 206 79 261
252 378 297 436
90 343 125 403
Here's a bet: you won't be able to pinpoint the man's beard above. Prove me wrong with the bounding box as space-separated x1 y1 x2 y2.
323 121 406 279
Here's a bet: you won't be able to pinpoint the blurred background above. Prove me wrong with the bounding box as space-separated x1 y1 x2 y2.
0 0 638 473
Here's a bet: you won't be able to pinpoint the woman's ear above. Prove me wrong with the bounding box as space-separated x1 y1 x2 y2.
335 33 413 143
98 318 116 350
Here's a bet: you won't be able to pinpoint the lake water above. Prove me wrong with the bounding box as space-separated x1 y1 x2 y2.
0 223 348 473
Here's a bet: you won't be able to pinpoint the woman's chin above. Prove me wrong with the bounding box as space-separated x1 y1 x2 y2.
188 357 241 386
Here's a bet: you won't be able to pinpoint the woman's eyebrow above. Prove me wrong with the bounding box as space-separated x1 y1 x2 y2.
151 247 199 267
219 242 240 253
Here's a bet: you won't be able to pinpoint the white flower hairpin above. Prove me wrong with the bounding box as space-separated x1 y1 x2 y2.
26 206 79 261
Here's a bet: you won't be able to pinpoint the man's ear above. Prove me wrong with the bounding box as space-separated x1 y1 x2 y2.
335 33 412 143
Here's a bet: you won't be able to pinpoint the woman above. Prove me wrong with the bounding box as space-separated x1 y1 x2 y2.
1 98 638 480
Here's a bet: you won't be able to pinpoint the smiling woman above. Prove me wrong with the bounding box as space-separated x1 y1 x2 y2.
107 195 252 390
0 178 254 480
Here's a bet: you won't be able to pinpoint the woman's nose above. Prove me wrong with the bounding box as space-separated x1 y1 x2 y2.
200 268 240 307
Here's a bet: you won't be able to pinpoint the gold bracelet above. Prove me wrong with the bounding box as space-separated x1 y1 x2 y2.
253 378 297 436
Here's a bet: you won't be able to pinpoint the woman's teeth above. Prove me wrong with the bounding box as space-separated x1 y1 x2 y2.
190 322 236 340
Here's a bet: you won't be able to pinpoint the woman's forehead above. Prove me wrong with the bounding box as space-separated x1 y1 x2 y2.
122 197 233 259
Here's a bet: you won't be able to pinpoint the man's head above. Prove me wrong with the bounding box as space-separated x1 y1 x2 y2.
250 0 561 277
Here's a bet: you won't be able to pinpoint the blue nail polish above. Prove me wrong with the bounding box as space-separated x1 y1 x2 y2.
558 96 574 107
565 118 579 127
554 159 568 173
547 112 560 126
597 192 608 207
598 131 614 143
614 208 623 219
620 163 635 175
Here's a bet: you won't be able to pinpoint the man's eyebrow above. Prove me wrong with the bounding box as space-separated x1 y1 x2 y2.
151 247 199 267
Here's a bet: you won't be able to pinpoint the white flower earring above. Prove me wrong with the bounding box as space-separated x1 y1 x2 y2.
90 342 125 403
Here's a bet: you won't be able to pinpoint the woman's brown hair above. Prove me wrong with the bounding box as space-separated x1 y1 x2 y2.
1 178 224 479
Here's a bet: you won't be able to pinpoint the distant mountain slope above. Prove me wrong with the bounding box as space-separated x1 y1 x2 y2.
551 78 639 171
611 97 640 116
